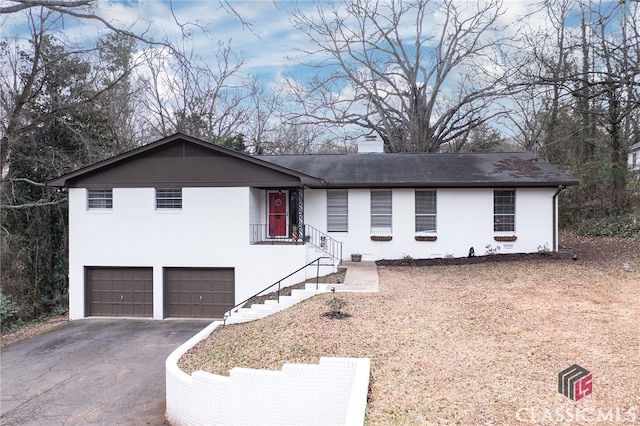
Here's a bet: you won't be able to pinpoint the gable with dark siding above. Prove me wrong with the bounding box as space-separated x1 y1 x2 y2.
49 134 320 188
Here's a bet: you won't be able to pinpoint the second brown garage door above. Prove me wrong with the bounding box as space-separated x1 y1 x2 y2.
164 268 235 318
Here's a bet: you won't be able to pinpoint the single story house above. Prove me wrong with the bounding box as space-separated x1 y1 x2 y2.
48 133 578 320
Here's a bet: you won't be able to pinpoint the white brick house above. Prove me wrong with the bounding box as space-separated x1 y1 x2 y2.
49 133 577 320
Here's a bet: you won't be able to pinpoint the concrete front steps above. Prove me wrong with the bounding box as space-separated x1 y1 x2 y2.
224 283 331 325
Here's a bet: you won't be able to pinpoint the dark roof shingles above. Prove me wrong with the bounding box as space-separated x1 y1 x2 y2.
257 152 577 187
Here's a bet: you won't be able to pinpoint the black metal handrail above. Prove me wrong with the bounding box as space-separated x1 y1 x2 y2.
250 224 295 244
224 256 330 324
304 224 343 264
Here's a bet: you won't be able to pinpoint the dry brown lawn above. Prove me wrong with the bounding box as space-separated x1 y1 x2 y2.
180 234 640 425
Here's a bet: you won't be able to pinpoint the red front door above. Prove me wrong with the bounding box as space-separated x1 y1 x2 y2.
268 192 287 237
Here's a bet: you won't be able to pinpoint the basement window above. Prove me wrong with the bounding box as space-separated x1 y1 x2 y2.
156 188 182 209
87 189 113 209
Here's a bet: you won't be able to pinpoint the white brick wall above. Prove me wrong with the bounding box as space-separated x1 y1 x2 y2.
166 321 370 426
304 187 559 261
68 187 311 319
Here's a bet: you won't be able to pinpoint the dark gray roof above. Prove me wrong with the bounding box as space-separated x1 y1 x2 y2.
48 133 577 189
257 152 578 188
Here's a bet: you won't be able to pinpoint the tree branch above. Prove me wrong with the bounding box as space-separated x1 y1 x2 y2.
0 0 92 14
0 198 67 210
3 177 47 187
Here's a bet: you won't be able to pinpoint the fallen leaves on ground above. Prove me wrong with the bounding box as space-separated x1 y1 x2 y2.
184 234 640 424
1 313 69 347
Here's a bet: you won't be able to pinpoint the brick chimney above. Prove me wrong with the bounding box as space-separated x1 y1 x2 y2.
357 135 384 153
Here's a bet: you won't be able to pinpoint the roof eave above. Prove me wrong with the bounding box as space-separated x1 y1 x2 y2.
312 180 580 189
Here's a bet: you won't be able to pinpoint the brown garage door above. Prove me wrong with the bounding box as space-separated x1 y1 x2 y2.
86 267 153 317
164 268 235 318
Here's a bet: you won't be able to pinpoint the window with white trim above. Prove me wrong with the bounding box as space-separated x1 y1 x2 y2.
371 190 392 233
494 189 515 232
415 190 436 232
87 189 113 209
156 188 182 209
327 189 348 232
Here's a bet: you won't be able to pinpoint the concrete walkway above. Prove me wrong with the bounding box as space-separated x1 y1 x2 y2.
335 260 379 292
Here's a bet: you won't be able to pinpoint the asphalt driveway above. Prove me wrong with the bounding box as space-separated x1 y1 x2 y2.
1 319 210 425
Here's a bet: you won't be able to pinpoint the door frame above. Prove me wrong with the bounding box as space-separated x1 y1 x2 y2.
266 190 289 238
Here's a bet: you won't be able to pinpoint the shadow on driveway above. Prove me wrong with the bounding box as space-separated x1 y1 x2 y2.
1 319 210 425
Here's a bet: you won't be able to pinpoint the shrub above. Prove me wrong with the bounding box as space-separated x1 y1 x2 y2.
485 244 501 255
537 244 552 256
325 296 348 314
401 255 413 265
575 215 640 239
0 294 19 332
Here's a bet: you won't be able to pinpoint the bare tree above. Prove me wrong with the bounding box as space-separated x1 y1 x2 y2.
0 1 180 178
257 121 331 154
0 0 259 174
0 0 181 52
587 0 640 211
502 0 578 153
136 39 253 142
510 0 640 216
0 0 264 326
1 0 250 35
0 9 141 183
443 122 508 152
243 78 283 152
286 0 510 152
497 86 546 151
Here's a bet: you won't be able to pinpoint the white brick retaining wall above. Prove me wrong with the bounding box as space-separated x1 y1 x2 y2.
166 320 370 426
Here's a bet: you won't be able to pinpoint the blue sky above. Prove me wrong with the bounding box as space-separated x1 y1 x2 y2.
2 1 312 80
2 0 629 144
0 0 553 89
2 0 626 87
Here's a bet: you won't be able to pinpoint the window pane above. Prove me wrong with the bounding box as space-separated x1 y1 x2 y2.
88 189 112 209
371 190 392 232
415 190 436 232
328 215 348 231
494 190 515 232
156 188 182 209
371 191 392 214
327 190 348 232
415 216 436 232
494 215 515 231
494 204 515 215
371 215 392 228
415 190 436 214
327 204 348 215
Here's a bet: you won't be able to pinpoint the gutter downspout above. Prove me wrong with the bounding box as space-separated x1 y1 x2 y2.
552 186 566 252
